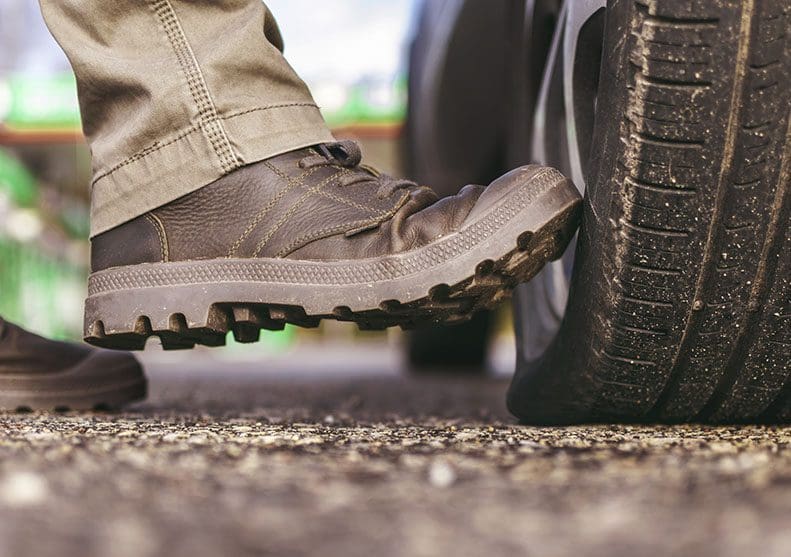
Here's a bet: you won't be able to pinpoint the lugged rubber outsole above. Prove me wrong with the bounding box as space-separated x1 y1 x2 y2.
84 169 581 351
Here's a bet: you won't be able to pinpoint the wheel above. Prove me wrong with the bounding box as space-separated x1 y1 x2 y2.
509 0 790 423
405 0 514 197
404 0 516 372
406 311 493 373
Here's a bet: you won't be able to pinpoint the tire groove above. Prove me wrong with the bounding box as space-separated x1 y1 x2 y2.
649 0 756 418
699 111 791 420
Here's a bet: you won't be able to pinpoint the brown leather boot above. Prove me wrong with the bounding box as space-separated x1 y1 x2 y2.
0 317 146 410
87 141 581 350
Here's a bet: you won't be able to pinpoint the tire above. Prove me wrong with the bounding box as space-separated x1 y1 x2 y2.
509 0 790 423
405 0 513 198
407 311 493 373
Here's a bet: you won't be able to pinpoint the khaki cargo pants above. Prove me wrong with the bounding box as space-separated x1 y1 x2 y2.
40 0 334 237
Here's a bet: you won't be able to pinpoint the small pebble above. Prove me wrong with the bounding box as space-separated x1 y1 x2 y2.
428 461 456 488
0 472 49 508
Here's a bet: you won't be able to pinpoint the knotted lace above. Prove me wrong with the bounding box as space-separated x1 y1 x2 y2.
298 140 417 199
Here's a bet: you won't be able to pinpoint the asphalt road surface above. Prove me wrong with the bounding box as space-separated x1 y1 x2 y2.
0 345 788 557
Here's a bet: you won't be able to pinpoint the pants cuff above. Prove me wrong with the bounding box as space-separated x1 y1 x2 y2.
89 103 335 237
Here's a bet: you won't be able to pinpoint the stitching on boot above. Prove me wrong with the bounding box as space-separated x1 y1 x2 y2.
274 191 411 258
316 187 388 215
88 168 564 294
144 213 169 263
252 170 354 257
147 0 241 173
266 161 390 215
227 164 324 257
249 161 408 258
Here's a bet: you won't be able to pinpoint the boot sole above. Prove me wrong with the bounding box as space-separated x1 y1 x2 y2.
84 168 581 350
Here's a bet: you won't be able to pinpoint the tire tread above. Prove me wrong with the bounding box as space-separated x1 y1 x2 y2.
508 0 790 424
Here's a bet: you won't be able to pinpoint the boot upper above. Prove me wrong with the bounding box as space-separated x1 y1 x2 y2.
91 141 543 271
0 318 90 376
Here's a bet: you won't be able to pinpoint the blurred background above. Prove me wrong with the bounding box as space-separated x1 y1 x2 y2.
0 0 514 372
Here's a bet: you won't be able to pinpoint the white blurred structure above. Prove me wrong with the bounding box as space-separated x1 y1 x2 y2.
0 1 70 75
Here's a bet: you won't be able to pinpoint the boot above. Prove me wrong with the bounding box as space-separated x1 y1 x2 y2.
0 317 146 410
87 141 581 350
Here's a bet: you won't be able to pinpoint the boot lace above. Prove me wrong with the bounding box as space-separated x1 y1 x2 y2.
298 140 417 200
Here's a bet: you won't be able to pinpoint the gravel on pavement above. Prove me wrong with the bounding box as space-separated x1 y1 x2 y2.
0 347 788 557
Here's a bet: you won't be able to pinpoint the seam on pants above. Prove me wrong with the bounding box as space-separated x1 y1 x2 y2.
147 0 242 173
92 102 321 186
222 103 319 122
93 125 202 185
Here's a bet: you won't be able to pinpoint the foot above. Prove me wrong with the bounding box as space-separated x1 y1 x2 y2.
0 318 146 410
86 141 581 350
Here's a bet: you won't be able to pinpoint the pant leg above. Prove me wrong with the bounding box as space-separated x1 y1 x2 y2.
39 0 334 237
